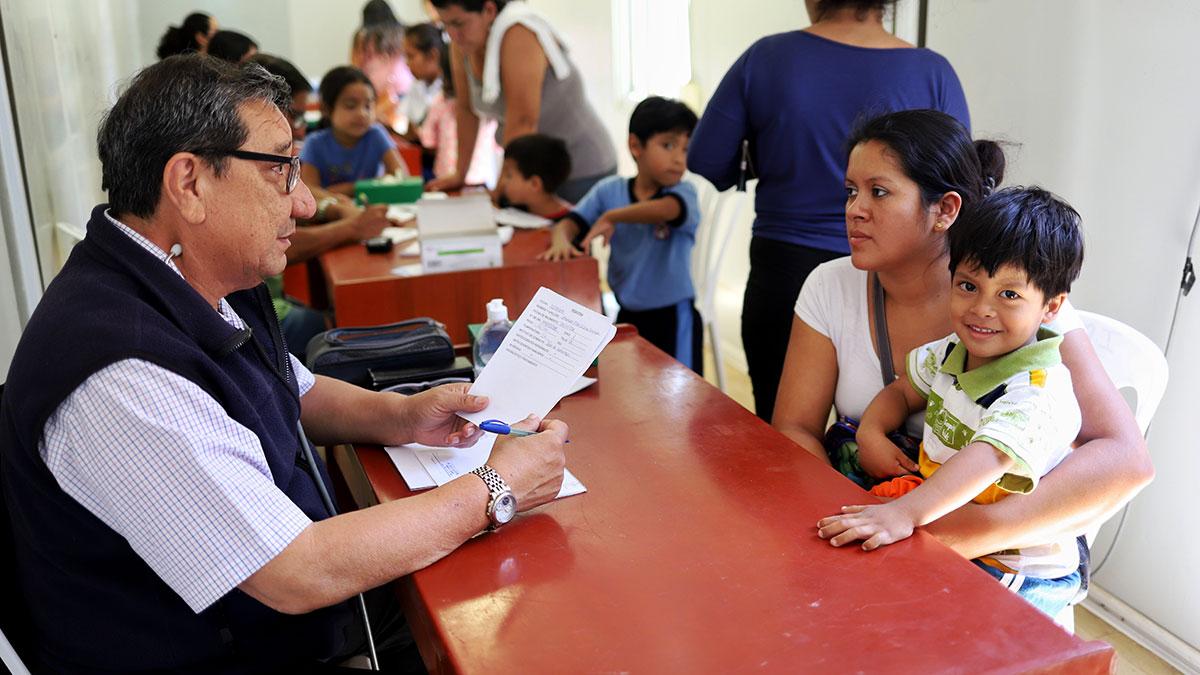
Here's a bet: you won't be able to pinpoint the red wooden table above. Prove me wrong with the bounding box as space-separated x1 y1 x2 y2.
318 228 600 343
346 331 1115 673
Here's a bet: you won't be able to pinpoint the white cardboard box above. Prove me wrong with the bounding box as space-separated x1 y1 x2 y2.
420 233 502 272
416 194 502 273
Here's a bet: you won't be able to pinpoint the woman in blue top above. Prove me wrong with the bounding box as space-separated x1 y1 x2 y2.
688 0 970 421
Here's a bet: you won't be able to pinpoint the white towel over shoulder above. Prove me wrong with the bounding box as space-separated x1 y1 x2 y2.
482 3 571 105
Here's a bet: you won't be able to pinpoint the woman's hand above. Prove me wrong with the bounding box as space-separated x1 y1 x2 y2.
857 427 920 479
817 503 916 550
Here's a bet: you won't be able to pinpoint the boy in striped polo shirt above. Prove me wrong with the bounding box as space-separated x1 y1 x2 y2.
818 187 1086 617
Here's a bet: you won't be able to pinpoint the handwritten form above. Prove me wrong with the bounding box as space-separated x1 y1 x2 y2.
386 288 612 499
461 286 616 426
386 436 586 498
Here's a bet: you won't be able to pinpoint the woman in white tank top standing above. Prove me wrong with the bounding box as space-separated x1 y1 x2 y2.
426 0 618 202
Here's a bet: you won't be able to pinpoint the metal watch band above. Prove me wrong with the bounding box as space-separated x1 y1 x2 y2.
470 464 510 494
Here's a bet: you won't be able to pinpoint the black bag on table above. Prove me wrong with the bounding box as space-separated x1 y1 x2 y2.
305 318 455 389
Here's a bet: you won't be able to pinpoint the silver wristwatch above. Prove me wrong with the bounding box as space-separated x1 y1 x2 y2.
471 464 516 530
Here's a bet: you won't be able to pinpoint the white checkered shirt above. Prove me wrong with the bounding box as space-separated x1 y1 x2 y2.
38 212 317 613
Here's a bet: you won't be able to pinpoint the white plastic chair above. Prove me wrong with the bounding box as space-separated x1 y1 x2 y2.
1054 310 1168 631
54 221 85 270
688 174 748 392
1077 310 1169 435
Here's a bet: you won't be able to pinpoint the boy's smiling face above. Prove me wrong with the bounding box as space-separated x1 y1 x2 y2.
950 261 1067 369
630 130 689 187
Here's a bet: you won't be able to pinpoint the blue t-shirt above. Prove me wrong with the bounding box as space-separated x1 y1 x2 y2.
299 123 396 187
688 31 970 253
569 176 699 312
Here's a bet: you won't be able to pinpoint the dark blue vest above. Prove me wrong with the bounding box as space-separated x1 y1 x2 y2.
0 206 353 673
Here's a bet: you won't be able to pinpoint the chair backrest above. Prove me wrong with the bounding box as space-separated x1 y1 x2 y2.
687 174 748 322
54 221 85 270
0 383 34 674
1077 310 1169 435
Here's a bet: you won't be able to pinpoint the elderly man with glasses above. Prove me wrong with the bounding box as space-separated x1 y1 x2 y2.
0 55 567 673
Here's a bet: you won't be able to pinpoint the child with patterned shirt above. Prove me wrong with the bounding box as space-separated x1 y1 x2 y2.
818 187 1086 617
539 96 702 373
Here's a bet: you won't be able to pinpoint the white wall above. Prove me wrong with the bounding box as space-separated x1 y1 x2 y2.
135 0 429 88
928 0 1200 660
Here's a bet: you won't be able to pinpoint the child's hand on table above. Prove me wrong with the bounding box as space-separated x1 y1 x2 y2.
537 223 584 261
817 503 917 550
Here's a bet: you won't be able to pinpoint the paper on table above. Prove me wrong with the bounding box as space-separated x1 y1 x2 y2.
386 435 586 499
386 436 495 491
415 442 586 499
494 207 552 229
565 375 596 397
381 226 418 245
461 287 615 426
385 443 439 489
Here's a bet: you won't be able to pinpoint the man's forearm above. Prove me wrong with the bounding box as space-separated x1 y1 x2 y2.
286 221 358 265
299 376 407 446
243 475 490 614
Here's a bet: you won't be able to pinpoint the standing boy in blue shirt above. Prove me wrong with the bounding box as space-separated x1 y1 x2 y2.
540 96 703 373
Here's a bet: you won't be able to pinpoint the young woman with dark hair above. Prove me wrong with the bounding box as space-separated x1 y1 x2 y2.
771 109 1153 572
688 0 970 423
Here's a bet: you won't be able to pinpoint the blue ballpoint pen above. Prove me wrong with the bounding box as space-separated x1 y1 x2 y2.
479 419 569 442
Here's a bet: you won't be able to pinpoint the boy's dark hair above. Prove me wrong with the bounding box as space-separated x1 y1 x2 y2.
430 0 508 12
504 134 572 194
248 54 311 96
97 55 290 219
629 96 698 144
948 187 1084 298
207 30 258 64
156 12 212 60
316 66 375 128
813 0 898 21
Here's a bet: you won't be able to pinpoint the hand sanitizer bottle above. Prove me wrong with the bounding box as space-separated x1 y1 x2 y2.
473 298 512 376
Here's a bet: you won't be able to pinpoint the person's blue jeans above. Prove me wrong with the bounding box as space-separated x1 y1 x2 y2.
973 561 1081 619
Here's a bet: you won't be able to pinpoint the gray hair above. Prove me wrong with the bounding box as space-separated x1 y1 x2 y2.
97 54 291 218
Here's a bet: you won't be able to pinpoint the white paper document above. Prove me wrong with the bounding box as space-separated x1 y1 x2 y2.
494 207 552 229
386 435 586 499
461 287 616 427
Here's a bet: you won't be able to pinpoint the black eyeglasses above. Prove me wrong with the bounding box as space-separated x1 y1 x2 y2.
223 150 302 193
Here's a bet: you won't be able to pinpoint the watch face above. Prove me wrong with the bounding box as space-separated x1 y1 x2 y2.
494 492 517 523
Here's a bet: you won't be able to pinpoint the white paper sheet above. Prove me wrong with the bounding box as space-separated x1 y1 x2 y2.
381 226 418 245
386 435 586 499
416 443 586 499
565 375 597 397
461 287 616 427
494 207 552 229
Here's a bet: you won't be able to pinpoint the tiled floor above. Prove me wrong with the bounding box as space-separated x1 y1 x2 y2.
699 346 1180 674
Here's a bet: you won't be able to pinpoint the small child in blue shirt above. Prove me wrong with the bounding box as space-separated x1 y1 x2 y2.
299 65 405 200
540 97 702 373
